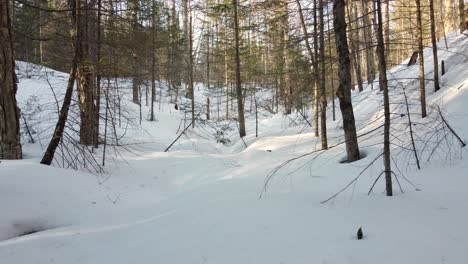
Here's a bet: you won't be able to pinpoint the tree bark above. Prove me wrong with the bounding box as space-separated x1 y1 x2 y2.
129 0 139 104
150 0 158 121
362 0 375 86
77 63 96 146
415 0 427 117
429 0 440 92
347 0 363 92
333 0 360 162
189 8 195 128
94 0 102 148
376 0 393 196
282 0 292 115
326 2 336 121
233 0 246 137
459 0 466 33
313 0 320 137
319 0 328 149
0 0 22 159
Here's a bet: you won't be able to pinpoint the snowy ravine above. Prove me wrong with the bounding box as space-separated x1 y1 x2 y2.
1 32 467 264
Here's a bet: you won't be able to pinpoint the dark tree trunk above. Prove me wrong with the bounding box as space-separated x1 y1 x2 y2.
376 0 393 196
77 0 96 146
129 0 139 104
94 0 102 148
313 0 320 137
429 0 440 92
77 63 96 146
150 0 158 122
0 0 22 159
319 0 328 149
333 0 360 162
233 0 246 137
40 0 81 165
282 0 292 115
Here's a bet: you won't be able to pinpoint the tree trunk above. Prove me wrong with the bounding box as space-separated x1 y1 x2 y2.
384 0 390 62
207 16 211 93
361 0 375 88
295 0 319 134
40 0 81 165
0 0 22 159
459 0 466 33
94 0 102 148
429 0 440 92
77 0 96 146
313 0 320 137
319 0 328 149
326 2 336 121
150 0 158 121
416 0 427 117
282 0 292 115
376 0 393 196
129 0 139 104
347 0 363 92
333 0 360 162
189 8 195 128
77 63 96 146
233 0 246 137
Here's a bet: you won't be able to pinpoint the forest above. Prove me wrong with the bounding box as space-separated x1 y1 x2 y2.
1 0 468 263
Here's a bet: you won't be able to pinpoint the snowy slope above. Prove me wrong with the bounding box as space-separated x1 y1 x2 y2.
0 32 467 264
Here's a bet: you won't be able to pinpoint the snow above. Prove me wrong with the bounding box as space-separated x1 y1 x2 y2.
1 32 468 263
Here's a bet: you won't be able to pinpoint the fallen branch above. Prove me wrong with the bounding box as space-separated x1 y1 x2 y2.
164 111 202 152
437 105 466 147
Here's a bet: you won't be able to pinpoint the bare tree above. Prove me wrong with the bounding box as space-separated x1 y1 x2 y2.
189 3 195 128
429 0 440 92
41 0 81 165
361 0 375 87
150 0 158 122
416 0 427 117
233 0 246 137
129 0 140 104
376 0 393 196
319 0 328 149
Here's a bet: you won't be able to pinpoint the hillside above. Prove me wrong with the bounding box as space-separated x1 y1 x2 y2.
0 32 467 263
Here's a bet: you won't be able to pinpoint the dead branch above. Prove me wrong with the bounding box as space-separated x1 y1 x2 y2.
321 152 383 204
164 111 202 152
437 105 466 147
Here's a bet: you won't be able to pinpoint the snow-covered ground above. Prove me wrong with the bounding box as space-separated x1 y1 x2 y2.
1 32 467 264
